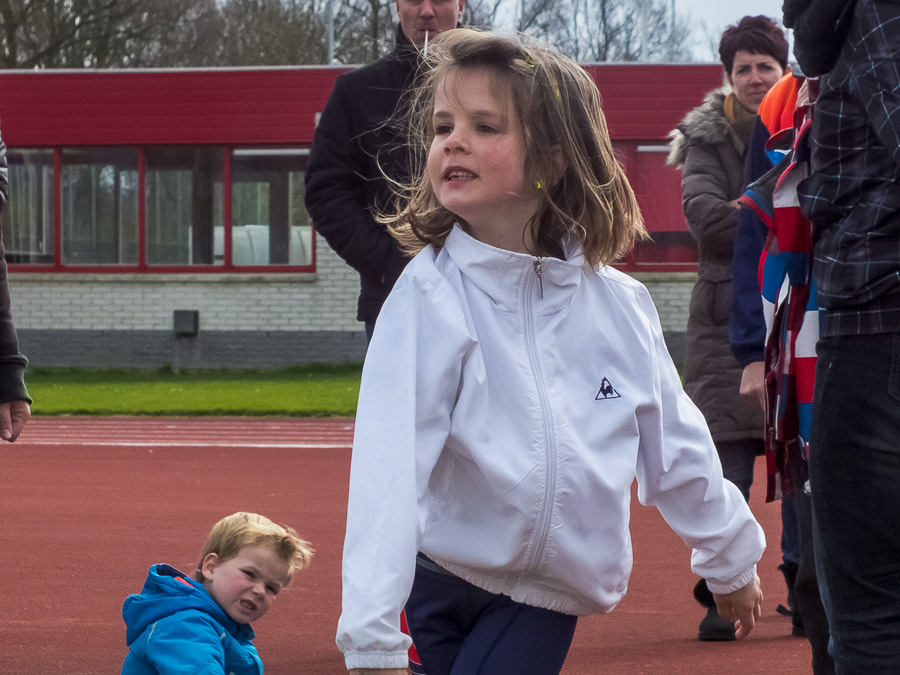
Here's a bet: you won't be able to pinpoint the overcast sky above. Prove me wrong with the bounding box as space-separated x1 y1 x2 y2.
493 0 787 62
676 0 786 60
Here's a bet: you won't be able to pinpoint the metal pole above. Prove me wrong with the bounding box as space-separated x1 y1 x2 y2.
638 0 648 61
326 0 334 64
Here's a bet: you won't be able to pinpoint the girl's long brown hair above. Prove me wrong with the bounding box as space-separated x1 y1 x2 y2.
385 29 646 267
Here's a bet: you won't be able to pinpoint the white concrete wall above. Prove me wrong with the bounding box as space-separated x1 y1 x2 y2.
10 238 361 333
8 238 695 337
633 272 695 334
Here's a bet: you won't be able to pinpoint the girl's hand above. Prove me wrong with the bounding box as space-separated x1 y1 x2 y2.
713 574 763 639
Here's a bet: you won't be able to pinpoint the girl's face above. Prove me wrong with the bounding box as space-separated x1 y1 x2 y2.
427 67 540 253
727 50 784 113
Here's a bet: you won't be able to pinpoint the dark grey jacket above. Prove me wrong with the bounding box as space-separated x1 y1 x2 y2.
668 88 764 443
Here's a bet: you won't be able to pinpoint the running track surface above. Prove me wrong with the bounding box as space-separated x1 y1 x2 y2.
1 417 815 674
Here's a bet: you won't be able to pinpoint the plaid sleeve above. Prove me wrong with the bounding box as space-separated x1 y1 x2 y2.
857 1 900 169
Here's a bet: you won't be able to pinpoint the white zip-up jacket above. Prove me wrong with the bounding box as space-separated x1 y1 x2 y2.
338 225 765 670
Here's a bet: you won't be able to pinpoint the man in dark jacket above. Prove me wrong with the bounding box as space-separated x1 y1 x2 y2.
792 1 900 673
0 120 31 442
305 0 466 340
307 9 465 673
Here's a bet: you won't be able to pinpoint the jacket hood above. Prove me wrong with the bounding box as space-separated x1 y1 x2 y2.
667 86 732 167
122 564 253 646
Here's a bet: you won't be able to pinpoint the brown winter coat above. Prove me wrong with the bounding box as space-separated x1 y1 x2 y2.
668 87 764 443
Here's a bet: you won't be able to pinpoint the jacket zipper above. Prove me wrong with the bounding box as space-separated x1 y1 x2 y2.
524 258 556 572
533 257 544 299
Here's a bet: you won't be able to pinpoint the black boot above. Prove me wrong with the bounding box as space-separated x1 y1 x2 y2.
693 578 736 641
777 562 805 637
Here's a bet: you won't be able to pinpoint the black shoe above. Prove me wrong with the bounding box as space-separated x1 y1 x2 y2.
698 607 737 642
693 578 715 607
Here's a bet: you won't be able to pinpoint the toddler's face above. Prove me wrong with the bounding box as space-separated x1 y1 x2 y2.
201 544 291 624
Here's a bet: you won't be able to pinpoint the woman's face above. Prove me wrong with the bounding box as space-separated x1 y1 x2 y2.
727 50 785 113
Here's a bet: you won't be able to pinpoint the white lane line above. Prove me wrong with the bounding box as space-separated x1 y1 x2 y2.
15 441 351 449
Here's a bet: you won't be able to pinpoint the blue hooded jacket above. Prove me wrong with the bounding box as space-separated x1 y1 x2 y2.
122 564 263 675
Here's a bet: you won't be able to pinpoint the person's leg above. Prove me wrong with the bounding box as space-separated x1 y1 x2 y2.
781 491 801 568
715 438 758 501
450 599 577 675
405 556 478 675
406 555 577 675
810 333 900 675
793 486 835 674
778 490 803 636
402 610 427 675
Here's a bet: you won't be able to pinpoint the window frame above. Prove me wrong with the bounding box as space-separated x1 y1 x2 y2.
5 145 317 274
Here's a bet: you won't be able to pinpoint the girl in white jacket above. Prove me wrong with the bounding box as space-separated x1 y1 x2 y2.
338 29 765 675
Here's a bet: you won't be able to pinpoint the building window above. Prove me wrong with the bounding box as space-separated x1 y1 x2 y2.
3 149 54 264
4 144 316 272
61 147 139 265
145 146 224 266
230 148 312 267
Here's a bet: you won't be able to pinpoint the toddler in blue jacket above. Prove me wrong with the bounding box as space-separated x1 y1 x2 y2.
121 511 313 675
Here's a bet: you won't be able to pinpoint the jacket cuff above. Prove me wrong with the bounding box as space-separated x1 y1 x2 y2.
705 563 757 596
344 651 409 671
0 359 31 405
731 345 765 370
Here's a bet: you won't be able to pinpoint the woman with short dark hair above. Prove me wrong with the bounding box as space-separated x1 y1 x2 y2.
668 15 788 643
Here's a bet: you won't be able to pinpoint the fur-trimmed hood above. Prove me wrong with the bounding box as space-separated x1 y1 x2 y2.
667 86 732 168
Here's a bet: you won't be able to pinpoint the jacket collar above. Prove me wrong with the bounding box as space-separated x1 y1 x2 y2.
442 225 585 313
124 563 255 645
667 86 734 167
391 21 465 68
392 23 420 67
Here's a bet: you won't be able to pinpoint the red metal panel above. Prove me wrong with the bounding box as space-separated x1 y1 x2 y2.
626 147 688 233
585 64 723 139
0 67 350 147
0 64 721 146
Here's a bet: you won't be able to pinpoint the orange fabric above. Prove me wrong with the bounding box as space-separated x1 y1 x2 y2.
757 72 802 135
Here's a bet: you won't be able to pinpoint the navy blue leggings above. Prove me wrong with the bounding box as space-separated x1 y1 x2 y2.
405 555 578 675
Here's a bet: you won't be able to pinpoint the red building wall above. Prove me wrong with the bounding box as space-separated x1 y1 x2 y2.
0 64 725 271
0 65 721 146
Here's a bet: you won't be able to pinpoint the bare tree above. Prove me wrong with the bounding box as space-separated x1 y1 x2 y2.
118 0 223 67
514 0 694 63
328 0 394 64
0 0 218 68
462 0 501 29
0 0 696 70
217 0 330 66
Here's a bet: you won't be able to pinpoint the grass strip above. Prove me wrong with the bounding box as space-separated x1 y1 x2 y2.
26 364 363 417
